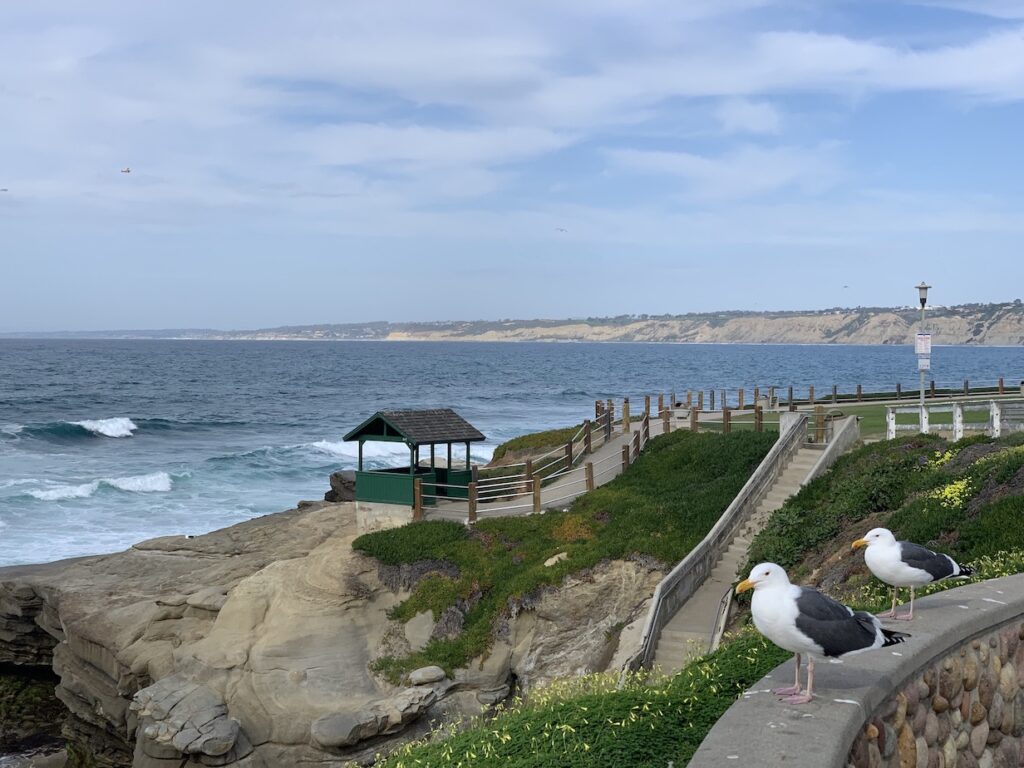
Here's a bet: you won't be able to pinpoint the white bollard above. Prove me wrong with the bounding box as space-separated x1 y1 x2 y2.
919 405 930 435
886 408 896 440
953 402 964 441
991 401 1002 438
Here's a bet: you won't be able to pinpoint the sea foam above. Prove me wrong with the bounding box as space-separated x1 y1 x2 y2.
72 417 138 438
26 472 173 501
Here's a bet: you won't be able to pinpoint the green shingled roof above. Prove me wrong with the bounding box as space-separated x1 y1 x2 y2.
343 408 486 446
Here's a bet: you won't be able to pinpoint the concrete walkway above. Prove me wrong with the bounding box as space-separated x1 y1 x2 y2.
652 444 824 673
424 413 682 523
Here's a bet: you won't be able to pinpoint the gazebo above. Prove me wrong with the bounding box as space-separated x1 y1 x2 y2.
343 409 487 506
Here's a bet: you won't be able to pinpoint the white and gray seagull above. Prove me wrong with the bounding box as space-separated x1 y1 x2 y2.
737 563 910 704
853 527 974 621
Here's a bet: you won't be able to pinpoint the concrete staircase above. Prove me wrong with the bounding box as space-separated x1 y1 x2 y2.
652 444 823 673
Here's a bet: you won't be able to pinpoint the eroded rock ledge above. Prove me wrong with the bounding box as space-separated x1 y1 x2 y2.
0 502 660 767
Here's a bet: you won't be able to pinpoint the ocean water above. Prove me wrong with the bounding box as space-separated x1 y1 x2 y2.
1 339 1022 566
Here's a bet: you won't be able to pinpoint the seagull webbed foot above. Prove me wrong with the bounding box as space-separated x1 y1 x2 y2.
772 684 802 696
781 692 813 704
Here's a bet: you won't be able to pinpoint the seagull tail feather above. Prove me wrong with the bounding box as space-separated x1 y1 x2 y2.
881 629 910 647
957 563 975 578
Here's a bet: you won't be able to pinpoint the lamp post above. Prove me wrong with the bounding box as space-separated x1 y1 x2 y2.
916 282 931 412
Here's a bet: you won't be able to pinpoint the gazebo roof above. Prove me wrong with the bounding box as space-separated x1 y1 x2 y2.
343 408 486 446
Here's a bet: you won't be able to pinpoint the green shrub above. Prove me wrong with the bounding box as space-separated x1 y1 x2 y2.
490 425 584 462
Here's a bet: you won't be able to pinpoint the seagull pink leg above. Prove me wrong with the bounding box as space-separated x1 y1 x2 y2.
880 588 899 619
772 653 802 696
891 586 915 621
783 657 814 704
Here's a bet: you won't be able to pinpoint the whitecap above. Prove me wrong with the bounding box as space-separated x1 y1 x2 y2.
104 472 173 493
1 424 23 436
308 440 410 459
0 478 39 490
72 417 138 438
28 481 100 501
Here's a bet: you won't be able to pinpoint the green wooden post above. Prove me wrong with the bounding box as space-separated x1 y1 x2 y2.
358 440 363 472
409 445 415 475
430 443 435 469
832 385 837 404
722 407 731 434
465 441 471 470
468 482 477 524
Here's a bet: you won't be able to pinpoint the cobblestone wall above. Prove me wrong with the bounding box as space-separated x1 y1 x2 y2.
847 621 1024 768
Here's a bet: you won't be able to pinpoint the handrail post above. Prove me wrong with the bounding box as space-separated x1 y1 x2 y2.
565 440 573 469
632 430 640 458
814 405 825 443
697 391 704 411
413 478 423 521
662 408 671 434
622 444 630 471
468 482 478 524
754 405 763 433
999 377 1005 395
896 382 901 400
831 384 837 404
657 393 664 413
532 478 541 513
643 414 650 443
738 388 745 410
595 400 603 420
964 379 970 396
690 407 699 432
710 390 716 411
722 407 731 434
808 385 814 406
686 390 692 408
856 384 863 402
787 385 794 407
524 459 533 496
623 398 631 433
670 391 677 410
584 420 592 454
585 462 595 491
644 394 651 417
930 380 936 398
753 386 760 404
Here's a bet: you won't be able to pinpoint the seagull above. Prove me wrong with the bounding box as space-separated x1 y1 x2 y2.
121 167 131 174
853 528 974 621
737 563 909 704
0 188 7 192
555 227 567 232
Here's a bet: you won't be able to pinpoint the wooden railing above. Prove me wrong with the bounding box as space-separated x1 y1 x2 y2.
885 398 1024 440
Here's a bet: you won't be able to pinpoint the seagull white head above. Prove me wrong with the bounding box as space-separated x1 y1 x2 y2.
736 562 790 594
852 527 897 550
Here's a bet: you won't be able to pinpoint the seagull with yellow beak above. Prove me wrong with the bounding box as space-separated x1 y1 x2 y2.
852 527 974 621
737 563 910 704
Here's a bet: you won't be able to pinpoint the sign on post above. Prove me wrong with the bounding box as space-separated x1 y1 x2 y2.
917 357 931 371
915 333 932 355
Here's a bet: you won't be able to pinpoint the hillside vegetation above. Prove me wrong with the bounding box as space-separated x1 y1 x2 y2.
353 430 774 679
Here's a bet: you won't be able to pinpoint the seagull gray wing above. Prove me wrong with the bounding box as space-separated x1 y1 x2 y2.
899 541 957 581
794 588 880 657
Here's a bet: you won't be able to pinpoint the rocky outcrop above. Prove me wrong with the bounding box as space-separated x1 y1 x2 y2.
0 503 660 767
324 471 355 503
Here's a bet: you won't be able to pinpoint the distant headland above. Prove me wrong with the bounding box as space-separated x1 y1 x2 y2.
5 300 1024 345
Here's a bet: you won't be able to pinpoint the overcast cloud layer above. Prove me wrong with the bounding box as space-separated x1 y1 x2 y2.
3 1 1024 331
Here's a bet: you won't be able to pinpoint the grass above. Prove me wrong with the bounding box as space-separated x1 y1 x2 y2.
376 628 788 768
490 424 584 463
353 430 775 679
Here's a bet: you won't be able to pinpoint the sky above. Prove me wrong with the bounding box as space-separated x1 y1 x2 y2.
2 1 1024 332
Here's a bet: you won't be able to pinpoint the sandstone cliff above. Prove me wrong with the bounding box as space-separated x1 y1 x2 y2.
0 502 660 767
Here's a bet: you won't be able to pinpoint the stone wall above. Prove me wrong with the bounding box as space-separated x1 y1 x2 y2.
690 573 1024 768
847 621 1024 768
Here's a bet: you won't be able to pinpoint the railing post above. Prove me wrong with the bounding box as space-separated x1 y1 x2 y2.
468 482 477 524
999 377 1005 395
697 391 704 411
623 398 631 433
953 402 964 441
642 414 650 443
595 400 603 420
686 390 692 408
808 385 814 406
671 391 677 409
532 478 541 513
621 444 630 471
991 401 1002 438
471 465 479 484
413 478 423 521
662 408 671 435
690 407 699 432
710 390 716 411
856 384 862 402
831 384 837 404
657 393 664 413
768 386 775 406
584 420 592 454
738 388 745 410
788 386 794 407
632 430 640 458
886 408 896 440
722 407 731 434
585 462 595 491
896 382 901 400
930 380 936 398
754 405 763 433
814 405 825 443
565 440 573 469
644 394 651 417
524 459 533 496
607 398 615 425
753 386 760 404
964 379 970 396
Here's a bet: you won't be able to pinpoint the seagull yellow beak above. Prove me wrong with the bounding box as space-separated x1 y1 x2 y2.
851 538 868 549
735 578 755 594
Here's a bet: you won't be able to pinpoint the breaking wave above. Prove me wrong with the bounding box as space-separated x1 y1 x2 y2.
25 472 174 501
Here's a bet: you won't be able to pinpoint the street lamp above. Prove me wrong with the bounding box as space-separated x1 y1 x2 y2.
916 282 931 412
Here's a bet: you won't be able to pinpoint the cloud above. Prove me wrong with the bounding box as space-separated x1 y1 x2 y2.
606 144 840 200
715 99 782 133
